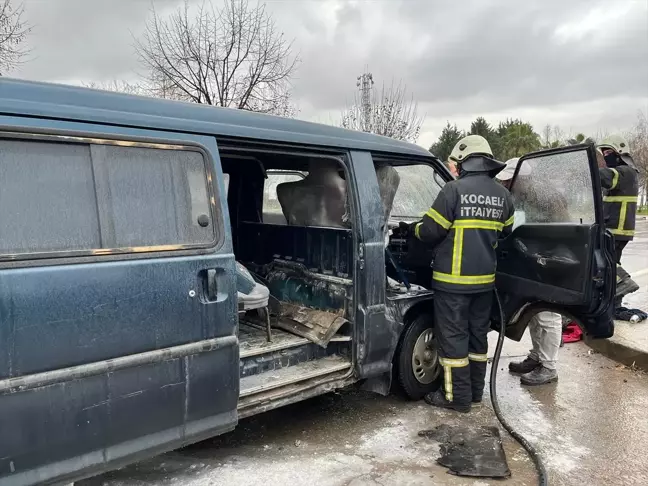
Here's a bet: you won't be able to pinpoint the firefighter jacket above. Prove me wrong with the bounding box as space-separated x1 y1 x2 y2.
414 172 515 294
599 165 638 241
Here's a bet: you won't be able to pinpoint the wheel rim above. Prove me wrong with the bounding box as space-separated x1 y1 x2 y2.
411 328 440 384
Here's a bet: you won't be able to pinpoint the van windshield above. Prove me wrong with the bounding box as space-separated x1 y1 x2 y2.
390 164 444 223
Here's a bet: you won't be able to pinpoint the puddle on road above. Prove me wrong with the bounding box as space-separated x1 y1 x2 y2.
86 397 537 486
357 417 438 466
496 358 591 476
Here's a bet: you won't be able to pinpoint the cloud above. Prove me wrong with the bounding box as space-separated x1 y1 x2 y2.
274 0 648 145
15 0 179 82
11 0 648 148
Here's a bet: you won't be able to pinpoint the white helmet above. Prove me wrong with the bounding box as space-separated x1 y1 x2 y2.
496 157 532 181
449 135 505 175
598 134 630 155
449 134 493 162
598 134 636 169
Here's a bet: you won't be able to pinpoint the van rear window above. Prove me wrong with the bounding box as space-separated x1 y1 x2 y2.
0 137 217 259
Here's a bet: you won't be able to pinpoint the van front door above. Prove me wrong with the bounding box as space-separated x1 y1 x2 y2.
0 121 238 485
496 144 615 339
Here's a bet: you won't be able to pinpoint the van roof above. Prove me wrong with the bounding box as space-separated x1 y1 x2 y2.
0 78 433 159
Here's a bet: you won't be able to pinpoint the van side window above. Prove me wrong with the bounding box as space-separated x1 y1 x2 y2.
263 170 305 224
390 164 444 223
0 140 101 254
92 145 214 248
0 137 217 259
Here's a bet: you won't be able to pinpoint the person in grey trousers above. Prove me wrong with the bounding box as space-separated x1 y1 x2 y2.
496 158 561 385
509 312 561 385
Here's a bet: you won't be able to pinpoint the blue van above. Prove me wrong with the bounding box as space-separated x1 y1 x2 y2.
0 79 615 485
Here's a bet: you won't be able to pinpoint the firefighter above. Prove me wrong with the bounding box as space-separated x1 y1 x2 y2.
597 135 639 309
409 135 514 412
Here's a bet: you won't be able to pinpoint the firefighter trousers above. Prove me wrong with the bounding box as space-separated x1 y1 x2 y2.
615 240 628 264
614 240 629 308
433 290 493 406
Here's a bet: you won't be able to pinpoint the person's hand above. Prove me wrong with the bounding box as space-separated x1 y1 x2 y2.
596 151 606 168
393 221 414 238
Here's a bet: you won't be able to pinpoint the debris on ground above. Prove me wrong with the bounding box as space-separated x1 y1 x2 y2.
614 362 646 375
418 425 511 479
614 306 648 323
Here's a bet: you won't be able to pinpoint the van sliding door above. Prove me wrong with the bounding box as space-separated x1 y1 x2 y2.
0 121 238 485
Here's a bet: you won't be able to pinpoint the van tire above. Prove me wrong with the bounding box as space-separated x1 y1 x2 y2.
395 314 442 400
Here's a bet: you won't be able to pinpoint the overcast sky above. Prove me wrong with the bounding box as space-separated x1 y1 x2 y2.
11 0 648 149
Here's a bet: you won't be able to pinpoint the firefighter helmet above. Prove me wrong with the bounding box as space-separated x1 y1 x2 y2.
449 135 505 175
449 135 493 162
598 134 636 170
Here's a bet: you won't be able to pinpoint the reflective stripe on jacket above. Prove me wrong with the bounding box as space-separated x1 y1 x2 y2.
414 172 515 293
600 166 638 241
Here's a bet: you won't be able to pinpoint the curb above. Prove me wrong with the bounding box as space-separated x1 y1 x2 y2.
584 335 648 372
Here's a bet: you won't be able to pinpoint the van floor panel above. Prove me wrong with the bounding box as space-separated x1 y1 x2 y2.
239 355 351 398
239 322 309 358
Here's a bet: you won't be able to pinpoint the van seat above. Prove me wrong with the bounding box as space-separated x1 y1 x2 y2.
237 222 353 278
237 262 270 311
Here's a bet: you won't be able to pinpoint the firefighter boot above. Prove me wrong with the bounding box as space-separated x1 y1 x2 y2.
520 366 558 386
470 359 487 403
425 357 472 412
424 390 471 413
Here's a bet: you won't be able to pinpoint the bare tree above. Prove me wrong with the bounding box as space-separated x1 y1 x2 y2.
134 0 299 116
628 110 648 207
541 124 565 148
341 75 424 143
0 0 30 75
541 124 552 147
83 80 147 96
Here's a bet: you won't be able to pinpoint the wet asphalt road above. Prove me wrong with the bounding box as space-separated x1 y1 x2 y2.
619 218 648 312
81 221 648 486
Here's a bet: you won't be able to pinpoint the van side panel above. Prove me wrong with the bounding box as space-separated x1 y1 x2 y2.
0 258 235 377
0 120 238 485
0 347 237 486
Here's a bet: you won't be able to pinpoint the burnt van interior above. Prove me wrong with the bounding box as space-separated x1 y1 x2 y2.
219 144 444 413
220 146 357 414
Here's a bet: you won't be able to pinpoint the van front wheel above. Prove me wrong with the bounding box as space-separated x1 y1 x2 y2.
396 314 442 400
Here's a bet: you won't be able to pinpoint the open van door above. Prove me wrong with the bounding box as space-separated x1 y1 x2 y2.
496 144 616 340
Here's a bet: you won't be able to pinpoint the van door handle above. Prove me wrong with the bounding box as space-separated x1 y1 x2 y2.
205 269 218 302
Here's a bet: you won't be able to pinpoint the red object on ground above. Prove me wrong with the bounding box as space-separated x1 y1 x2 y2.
563 322 583 343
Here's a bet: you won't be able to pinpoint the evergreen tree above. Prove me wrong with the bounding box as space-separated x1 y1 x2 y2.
469 116 501 159
498 119 541 160
429 122 463 163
